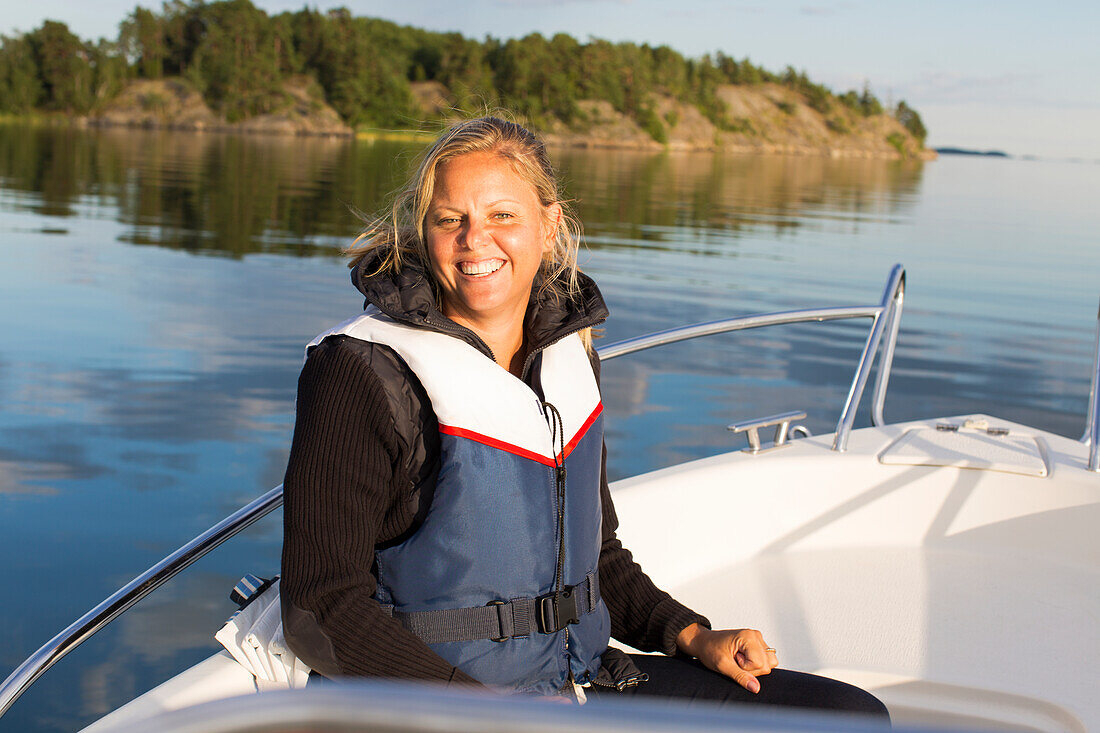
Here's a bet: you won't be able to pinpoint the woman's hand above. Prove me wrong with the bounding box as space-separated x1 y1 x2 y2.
675 623 778 693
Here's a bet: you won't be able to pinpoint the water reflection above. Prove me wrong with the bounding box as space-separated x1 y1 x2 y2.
0 124 412 255
0 124 926 258
557 148 925 246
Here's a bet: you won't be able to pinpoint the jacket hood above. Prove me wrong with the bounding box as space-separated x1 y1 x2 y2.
350 249 608 360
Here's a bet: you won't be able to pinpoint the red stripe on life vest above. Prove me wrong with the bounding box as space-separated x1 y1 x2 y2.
560 402 603 461
438 424 558 467
438 402 603 467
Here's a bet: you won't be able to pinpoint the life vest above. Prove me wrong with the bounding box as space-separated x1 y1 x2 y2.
306 308 611 694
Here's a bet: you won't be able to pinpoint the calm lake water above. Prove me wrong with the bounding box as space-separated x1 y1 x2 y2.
0 123 1096 731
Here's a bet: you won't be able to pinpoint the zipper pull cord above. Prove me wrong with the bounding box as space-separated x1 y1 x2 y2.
543 401 567 481
543 401 567 591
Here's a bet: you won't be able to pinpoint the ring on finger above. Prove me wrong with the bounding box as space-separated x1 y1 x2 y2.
764 647 777 653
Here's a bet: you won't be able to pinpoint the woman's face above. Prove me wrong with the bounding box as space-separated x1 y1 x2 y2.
425 151 558 331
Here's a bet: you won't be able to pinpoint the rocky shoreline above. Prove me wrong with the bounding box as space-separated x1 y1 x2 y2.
72 78 933 160
81 78 353 137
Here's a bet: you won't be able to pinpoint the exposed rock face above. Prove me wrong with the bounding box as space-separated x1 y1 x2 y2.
409 81 455 118
236 78 351 136
710 85 931 159
429 82 933 160
88 77 352 137
541 100 663 151
90 79 220 131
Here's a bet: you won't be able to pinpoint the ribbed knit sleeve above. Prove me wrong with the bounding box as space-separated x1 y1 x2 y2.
280 336 480 686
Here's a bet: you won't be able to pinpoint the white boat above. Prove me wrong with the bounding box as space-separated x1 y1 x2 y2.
2 265 1097 732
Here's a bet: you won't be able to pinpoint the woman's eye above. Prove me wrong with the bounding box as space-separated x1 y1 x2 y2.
493 212 514 220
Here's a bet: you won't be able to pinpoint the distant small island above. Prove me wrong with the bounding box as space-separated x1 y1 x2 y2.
934 147 1010 158
0 0 933 159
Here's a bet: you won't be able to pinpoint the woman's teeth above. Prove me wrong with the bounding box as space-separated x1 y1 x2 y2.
459 259 504 276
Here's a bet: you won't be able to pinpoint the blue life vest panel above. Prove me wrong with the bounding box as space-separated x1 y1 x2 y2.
307 308 611 693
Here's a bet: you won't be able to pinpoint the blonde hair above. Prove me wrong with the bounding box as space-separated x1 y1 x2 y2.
345 116 584 307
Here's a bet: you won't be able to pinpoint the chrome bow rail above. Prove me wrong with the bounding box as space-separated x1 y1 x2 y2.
599 263 907 452
1085 299 1100 472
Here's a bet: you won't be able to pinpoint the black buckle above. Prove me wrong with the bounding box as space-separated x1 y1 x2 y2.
536 586 579 634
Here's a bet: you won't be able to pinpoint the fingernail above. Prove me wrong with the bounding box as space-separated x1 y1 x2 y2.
749 678 760 693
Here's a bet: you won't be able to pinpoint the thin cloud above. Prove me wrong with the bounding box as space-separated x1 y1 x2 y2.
666 4 766 19
800 2 856 16
496 0 633 5
899 70 1046 106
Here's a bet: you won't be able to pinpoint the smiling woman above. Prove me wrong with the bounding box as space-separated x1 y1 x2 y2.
425 151 559 374
279 115 889 718
346 116 584 375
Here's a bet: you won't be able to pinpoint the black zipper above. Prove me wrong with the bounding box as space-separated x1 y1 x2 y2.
542 401 568 594
423 313 499 364
588 676 648 692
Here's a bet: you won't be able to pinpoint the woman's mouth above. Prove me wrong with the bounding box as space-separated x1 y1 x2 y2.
458 259 505 277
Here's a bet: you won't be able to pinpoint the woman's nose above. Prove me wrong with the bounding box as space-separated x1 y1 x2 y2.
460 218 490 249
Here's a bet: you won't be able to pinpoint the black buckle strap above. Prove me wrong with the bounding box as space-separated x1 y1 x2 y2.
536 585 580 634
384 571 599 644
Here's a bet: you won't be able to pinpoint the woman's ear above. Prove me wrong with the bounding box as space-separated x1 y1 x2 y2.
543 203 563 254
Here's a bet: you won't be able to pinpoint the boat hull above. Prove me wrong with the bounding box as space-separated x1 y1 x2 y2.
84 415 1098 732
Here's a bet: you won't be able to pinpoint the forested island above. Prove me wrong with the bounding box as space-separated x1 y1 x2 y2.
0 1 932 158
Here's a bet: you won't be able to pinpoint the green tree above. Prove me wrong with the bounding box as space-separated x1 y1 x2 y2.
26 21 94 112
895 100 927 145
838 90 860 111
489 33 580 125
689 54 730 128
307 11 415 127
186 0 291 120
652 45 690 99
858 82 883 117
0 35 44 112
152 0 216 80
120 7 165 78
434 33 495 113
88 38 130 108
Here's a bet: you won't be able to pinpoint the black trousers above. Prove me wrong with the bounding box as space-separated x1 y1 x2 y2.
586 655 890 723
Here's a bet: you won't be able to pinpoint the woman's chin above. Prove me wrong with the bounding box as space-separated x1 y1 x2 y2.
444 283 527 322
445 293 527 326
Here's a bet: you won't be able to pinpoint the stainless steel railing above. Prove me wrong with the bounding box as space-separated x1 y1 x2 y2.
0 262 906 717
1083 299 1100 472
600 263 906 451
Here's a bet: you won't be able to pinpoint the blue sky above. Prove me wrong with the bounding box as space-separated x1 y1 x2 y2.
4 0 1098 159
